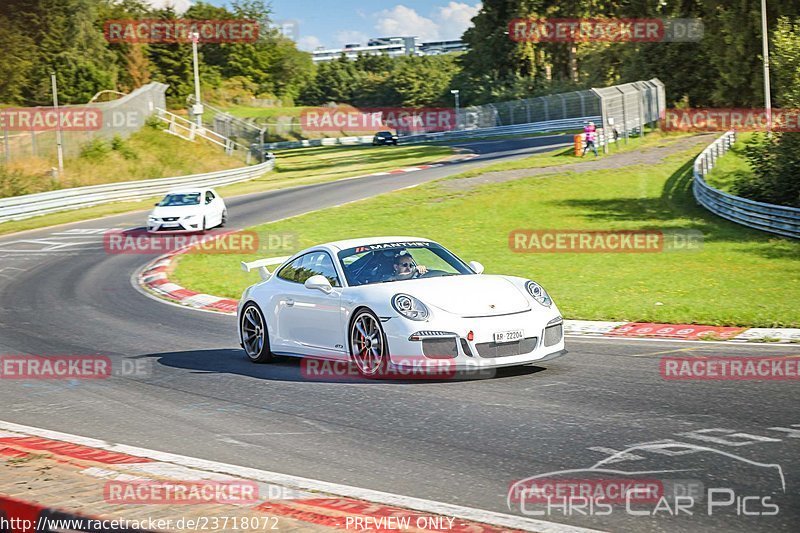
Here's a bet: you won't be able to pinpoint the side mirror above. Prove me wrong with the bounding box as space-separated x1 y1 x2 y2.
304 275 333 294
469 261 484 274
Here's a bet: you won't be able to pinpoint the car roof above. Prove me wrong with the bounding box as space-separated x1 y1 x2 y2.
324 236 435 252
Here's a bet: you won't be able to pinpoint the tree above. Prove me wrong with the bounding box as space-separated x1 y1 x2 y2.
771 17 800 108
0 16 35 104
5 0 119 105
392 55 460 107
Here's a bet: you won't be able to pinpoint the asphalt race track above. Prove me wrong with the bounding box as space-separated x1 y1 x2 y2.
1 135 798 533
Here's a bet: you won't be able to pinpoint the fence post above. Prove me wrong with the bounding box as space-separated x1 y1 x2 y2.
637 90 645 136
3 123 8 165
618 90 629 144
542 97 549 121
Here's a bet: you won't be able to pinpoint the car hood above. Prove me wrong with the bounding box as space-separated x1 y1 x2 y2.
151 205 202 218
403 275 530 317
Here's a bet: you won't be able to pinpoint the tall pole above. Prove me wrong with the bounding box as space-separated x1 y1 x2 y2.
51 72 64 179
761 0 772 136
451 89 460 131
191 32 203 128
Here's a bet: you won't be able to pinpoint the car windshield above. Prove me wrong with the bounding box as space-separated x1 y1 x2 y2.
377 132 393 137
338 241 473 286
158 193 201 207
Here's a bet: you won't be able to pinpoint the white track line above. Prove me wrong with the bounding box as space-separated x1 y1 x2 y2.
0 420 604 533
564 335 800 347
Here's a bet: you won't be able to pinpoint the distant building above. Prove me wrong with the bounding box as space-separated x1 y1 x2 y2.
311 36 466 63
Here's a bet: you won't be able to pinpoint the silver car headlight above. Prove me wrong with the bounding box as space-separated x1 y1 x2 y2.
183 214 198 220
148 215 158 222
525 280 552 307
392 293 430 321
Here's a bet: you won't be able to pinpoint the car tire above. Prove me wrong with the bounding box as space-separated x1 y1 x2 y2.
220 209 227 227
349 308 389 378
201 216 207 233
240 302 275 363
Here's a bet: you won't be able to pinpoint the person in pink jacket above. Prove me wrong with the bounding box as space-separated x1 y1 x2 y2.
582 121 598 157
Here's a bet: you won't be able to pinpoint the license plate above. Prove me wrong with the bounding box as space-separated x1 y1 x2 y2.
494 329 524 343
161 224 181 229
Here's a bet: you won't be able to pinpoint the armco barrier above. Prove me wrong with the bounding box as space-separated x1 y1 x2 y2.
262 117 598 151
398 116 599 144
693 131 800 239
0 160 274 223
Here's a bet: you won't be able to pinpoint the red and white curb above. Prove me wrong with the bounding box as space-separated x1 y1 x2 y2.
0 420 602 533
136 258 800 344
137 253 239 314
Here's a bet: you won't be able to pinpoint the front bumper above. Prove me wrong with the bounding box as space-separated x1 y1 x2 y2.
147 219 202 233
383 309 566 370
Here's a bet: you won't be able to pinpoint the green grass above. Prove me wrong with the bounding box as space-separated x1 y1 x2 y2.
216 105 310 120
443 131 693 180
0 143 453 237
172 139 800 328
703 132 755 193
212 143 453 198
1 125 241 198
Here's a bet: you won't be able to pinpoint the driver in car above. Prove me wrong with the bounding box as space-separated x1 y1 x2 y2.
390 250 428 280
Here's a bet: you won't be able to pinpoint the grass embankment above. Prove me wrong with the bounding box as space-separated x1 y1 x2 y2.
703 132 756 193
172 133 799 327
0 143 453 237
0 125 240 198
447 130 692 179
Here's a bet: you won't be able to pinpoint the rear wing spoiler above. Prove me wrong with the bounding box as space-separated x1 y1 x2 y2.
240 256 291 281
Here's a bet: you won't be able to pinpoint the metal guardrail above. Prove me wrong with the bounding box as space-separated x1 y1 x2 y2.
693 131 800 239
262 117 599 151
263 135 375 150
0 160 275 223
398 116 599 144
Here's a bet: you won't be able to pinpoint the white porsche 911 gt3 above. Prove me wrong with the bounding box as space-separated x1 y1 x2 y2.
237 237 566 377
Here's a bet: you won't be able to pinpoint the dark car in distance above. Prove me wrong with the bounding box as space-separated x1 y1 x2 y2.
372 131 399 145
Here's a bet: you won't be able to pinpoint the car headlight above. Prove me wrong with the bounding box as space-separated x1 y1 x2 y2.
525 280 552 307
148 216 158 222
392 293 430 321
182 214 198 220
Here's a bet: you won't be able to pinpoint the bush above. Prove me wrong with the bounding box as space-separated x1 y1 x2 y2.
79 138 110 160
145 115 166 130
110 135 138 160
0 166 30 197
737 133 800 208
